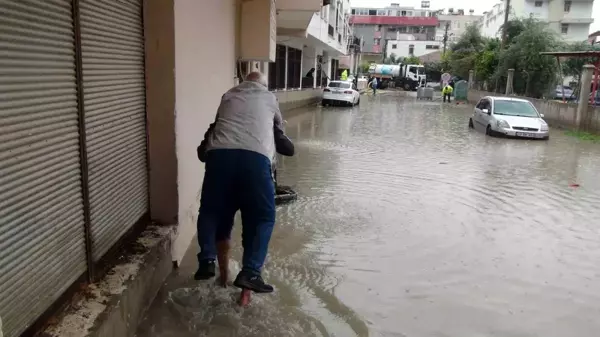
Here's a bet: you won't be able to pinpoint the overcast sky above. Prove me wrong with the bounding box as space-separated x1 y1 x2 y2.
349 0 600 33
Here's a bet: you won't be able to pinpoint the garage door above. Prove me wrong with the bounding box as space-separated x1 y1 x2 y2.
0 1 87 336
79 0 148 260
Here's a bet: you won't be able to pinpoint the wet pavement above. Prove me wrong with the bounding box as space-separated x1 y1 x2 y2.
137 92 600 337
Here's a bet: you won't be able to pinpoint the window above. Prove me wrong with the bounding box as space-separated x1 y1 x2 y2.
477 99 491 111
564 0 571 12
351 9 356 14
426 45 440 49
561 23 569 34
534 1 542 7
493 100 539 117
269 44 287 90
408 66 417 73
374 38 381 45
401 10 407 16
368 9 376 15
286 47 302 89
392 44 397 49
328 81 351 88
377 9 386 15
408 44 414 56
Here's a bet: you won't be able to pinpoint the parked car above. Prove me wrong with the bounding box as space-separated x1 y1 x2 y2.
468 96 549 140
554 85 576 101
322 80 360 107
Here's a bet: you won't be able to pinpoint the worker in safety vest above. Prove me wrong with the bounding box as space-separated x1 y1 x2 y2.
340 69 348 81
442 83 453 103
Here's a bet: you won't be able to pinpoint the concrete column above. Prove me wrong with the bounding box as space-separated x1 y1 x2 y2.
144 0 177 224
506 68 514 95
283 46 289 90
468 69 474 89
299 49 303 89
576 64 595 129
261 61 269 87
313 50 318 88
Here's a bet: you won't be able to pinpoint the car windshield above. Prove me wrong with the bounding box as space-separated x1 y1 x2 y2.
329 82 351 89
493 100 539 117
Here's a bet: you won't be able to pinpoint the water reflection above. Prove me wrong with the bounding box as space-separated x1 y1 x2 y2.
139 93 600 337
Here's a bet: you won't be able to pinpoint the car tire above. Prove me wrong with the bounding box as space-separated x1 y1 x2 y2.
356 97 360 105
542 136 549 140
322 100 328 106
486 125 494 137
468 118 474 129
404 83 411 91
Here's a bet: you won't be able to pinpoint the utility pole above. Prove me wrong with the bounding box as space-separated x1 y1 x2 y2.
442 21 450 56
500 0 511 48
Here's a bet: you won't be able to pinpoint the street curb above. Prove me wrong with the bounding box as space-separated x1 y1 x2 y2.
42 225 175 337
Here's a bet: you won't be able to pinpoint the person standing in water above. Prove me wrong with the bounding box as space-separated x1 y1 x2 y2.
195 71 285 293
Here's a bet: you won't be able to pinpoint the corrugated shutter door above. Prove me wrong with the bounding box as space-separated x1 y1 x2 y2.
0 1 87 336
79 0 148 261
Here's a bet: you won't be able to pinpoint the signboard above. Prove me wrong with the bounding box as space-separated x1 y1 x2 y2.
441 72 451 84
454 80 468 101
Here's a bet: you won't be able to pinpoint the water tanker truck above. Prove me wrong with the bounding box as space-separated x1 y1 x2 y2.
367 63 426 91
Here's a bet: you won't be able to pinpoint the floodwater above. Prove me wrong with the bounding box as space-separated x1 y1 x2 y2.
137 92 600 337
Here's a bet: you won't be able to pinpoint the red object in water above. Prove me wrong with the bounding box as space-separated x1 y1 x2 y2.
238 289 252 306
569 183 580 188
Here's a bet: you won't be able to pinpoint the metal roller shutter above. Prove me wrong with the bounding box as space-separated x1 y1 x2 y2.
0 1 87 336
79 0 148 261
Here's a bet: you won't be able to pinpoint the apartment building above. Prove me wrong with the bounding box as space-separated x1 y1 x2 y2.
350 3 439 63
477 0 595 42
436 9 484 42
0 1 347 336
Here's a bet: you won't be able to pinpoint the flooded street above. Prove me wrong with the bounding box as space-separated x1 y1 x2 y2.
138 92 600 337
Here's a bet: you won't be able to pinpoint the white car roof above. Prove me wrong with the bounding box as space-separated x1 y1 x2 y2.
485 96 531 103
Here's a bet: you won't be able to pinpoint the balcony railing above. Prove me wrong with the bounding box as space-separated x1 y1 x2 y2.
328 24 334 36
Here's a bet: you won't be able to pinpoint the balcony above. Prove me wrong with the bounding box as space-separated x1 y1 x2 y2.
560 17 594 24
276 0 322 31
276 0 321 12
349 15 439 26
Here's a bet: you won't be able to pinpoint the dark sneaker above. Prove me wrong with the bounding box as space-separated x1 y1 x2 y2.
233 271 274 293
194 260 216 280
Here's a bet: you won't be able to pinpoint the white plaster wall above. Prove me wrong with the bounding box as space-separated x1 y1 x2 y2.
523 0 549 18
386 40 442 58
307 13 347 56
173 0 237 263
563 23 592 41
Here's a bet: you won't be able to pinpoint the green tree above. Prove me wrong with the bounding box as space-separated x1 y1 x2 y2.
562 42 600 84
402 56 421 64
449 24 486 79
496 19 561 97
474 38 500 85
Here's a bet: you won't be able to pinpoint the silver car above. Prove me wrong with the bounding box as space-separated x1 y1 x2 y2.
468 96 550 140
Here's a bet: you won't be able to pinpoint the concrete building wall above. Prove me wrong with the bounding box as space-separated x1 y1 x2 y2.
436 14 483 42
172 0 237 263
478 0 594 41
386 40 442 58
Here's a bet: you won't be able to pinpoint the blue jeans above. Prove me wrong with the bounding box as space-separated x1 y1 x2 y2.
196 149 275 275
372 86 377 95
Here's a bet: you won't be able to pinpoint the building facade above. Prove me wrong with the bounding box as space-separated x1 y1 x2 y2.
385 40 442 58
350 3 439 63
0 1 347 336
435 11 483 43
477 0 595 42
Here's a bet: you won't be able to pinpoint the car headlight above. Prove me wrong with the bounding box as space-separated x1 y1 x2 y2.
497 119 510 129
540 122 549 131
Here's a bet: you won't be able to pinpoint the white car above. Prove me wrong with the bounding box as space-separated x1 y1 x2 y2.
322 80 360 107
468 96 550 140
